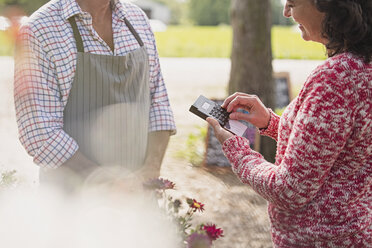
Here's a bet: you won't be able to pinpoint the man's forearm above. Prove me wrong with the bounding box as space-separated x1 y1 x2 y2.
144 131 171 170
62 150 99 177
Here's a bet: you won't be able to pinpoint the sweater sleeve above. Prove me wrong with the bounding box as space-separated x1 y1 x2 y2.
222 70 354 211
259 108 280 141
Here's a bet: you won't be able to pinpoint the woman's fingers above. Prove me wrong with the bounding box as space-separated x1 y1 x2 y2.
222 92 251 109
220 92 270 128
229 111 252 122
206 116 221 130
226 95 257 112
206 117 234 144
221 93 238 109
222 93 271 128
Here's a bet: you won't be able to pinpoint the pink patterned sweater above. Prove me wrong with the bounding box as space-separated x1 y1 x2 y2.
222 53 371 247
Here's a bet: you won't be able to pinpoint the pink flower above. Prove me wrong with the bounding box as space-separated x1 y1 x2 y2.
143 178 175 190
186 232 212 248
187 198 205 212
202 224 224 241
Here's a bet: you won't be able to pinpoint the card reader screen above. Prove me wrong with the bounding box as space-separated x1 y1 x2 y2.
202 102 210 110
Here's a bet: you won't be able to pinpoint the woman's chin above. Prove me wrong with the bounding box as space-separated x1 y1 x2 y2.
301 33 325 44
300 32 311 42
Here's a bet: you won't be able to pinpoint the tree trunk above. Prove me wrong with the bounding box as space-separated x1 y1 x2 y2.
229 0 276 162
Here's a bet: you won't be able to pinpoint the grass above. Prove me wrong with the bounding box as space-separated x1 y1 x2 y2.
174 126 207 166
154 25 327 60
1 25 327 59
155 25 232 58
272 26 327 60
0 31 14 56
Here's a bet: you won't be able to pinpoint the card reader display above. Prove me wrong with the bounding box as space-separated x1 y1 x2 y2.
189 95 230 126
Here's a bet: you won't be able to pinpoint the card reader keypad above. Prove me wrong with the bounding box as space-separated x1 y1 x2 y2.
189 95 230 127
211 105 229 126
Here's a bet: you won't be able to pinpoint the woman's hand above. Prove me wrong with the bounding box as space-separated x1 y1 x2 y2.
206 117 235 144
222 92 271 129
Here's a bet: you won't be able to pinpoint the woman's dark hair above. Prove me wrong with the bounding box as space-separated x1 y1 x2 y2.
314 0 372 63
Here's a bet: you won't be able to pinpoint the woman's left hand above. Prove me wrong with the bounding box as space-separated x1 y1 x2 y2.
206 117 235 144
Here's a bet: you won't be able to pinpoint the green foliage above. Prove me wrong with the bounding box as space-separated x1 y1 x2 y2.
175 126 207 166
151 0 189 25
0 169 17 188
271 0 293 26
274 107 286 116
0 0 292 26
187 0 292 26
0 0 49 15
189 0 230 26
144 178 223 246
0 31 14 56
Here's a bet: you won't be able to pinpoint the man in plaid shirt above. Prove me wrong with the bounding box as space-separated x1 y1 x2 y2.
14 0 176 188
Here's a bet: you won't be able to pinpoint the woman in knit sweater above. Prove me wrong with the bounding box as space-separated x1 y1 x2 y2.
207 0 371 247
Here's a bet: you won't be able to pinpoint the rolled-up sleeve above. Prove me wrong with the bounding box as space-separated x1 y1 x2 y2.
14 24 78 168
145 21 176 135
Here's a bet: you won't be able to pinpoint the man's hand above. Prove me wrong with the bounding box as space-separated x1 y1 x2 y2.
62 150 100 178
136 163 160 181
206 117 235 144
140 131 171 180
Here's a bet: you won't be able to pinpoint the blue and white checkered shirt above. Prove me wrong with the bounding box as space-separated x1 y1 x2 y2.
14 0 176 168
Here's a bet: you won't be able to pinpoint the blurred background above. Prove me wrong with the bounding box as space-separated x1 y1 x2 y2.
0 0 326 59
0 1 326 247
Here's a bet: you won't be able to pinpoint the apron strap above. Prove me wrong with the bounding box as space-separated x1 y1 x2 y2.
67 16 144 51
68 16 85 53
124 17 144 47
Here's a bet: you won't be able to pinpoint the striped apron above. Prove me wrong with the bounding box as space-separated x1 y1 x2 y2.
40 16 150 185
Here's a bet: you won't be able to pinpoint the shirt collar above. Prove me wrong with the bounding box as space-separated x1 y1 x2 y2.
111 0 127 21
61 0 84 21
61 0 127 21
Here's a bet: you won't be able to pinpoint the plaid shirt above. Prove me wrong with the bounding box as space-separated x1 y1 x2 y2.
14 0 176 168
